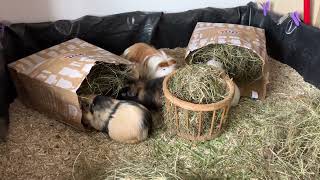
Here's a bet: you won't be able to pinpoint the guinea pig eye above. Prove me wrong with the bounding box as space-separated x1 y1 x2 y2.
162 68 166 71
128 91 136 97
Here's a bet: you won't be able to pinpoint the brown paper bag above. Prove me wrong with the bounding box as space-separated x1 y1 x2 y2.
186 22 269 100
8 38 131 129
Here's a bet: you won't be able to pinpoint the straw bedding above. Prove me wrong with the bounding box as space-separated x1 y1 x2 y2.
1 47 320 179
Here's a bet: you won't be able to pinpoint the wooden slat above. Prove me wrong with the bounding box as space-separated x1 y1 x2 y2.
175 106 179 128
218 108 226 130
186 110 189 129
198 112 203 137
210 110 217 135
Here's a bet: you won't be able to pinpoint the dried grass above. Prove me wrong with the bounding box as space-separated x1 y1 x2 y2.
1 48 320 180
186 44 263 84
77 62 131 98
168 64 228 104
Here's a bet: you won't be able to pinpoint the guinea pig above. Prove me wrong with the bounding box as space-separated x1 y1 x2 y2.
122 42 176 79
117 77 164 111
206 58 224 69
80 95 152 144
231 83 240 107
205 60 240 106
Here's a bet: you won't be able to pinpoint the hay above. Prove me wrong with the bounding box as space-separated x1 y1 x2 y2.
166 64 229 137
186 44 263 84
168 64 228 104
2 47 320 179
76 62 131 98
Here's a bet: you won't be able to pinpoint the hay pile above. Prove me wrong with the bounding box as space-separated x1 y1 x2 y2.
76 62 131 98
186 44 263 84
2 47 320 180
168 64 228 104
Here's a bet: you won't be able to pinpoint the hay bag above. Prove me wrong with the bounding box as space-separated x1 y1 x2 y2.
163 64 235 141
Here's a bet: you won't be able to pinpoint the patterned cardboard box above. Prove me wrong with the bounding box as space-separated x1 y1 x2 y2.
8 38 131 129
186 22 269 99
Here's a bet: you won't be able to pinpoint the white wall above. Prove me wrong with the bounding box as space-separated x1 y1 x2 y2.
0 0 252 23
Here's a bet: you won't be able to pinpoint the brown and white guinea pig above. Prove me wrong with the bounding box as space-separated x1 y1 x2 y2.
80 95 152 144
122 42 176 80
205 58 240 106
117 77 164 111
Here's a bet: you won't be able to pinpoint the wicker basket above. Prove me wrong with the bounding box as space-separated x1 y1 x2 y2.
163 71 235 141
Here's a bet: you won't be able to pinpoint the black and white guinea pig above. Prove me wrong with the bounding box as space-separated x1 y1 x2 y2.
117 77 164 111
80 95 152 144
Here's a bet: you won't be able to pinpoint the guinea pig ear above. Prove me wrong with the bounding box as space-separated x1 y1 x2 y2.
168 59 177 65
80 101 91 112
159 50 168 58
158 61 169 68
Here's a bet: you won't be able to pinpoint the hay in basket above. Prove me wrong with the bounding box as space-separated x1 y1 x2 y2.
163 64 235 141
185 44 263 84
77 62 131 99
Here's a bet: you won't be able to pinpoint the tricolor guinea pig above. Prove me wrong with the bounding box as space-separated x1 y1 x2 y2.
117 77 164 111
80 95 152 144
123 43 176 79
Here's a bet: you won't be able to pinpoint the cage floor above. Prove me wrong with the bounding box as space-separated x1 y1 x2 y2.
1 48 319 179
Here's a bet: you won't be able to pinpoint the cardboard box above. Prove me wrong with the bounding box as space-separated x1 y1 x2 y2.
186 22 269 100
8 38 131 129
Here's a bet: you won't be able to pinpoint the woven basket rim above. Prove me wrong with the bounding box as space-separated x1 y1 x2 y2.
163 70 235 111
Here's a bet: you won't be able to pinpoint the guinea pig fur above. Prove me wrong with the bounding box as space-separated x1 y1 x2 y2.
206 59 224 70
117 77 164 111
81 95 152 144
231 83 240 107
122 42 176 79
205 61 240 107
